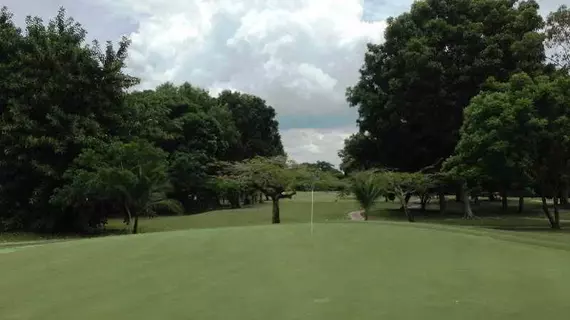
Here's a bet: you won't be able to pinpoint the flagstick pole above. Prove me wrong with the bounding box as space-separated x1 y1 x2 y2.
311 185 314 235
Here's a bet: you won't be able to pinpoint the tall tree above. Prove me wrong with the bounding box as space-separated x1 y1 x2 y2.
545 5 570 71
217 91 284 160
446 72 570 228
338 133 380 174
345 0 546 172
124 83 234 212
443 74 540 217
0 7 137 231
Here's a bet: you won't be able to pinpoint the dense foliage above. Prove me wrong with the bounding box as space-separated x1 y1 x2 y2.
344 1 570 228
3 1 570 232
545 5 570 71
446 73 570 228
343 0 546 172
0 8 137 231
0 8 288 232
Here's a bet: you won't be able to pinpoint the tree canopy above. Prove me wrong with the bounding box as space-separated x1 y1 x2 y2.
341 1 570 228
231 157 307 224
546 5 570 71
344 0 546 172
0 8 137 231
445 72 570 227
0 7 285 232
3 1 570 233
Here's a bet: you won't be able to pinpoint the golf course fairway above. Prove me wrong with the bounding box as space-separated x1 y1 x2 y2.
1 222 569 319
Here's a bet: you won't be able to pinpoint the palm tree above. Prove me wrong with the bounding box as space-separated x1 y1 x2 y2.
350 171 384 220
109 163 183 234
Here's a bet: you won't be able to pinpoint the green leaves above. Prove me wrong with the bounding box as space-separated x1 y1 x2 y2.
349 170 434 221
232 157 304 197
445 73 539 187
349 171 385 218
447 71 570 201
217 90 284 160
545 5 570 71
54 140 180 232
0 7 138 231
0 6 287 232
345 0 546 172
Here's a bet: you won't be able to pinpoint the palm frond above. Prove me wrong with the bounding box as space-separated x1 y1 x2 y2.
149 198 184 215
350 172 385 211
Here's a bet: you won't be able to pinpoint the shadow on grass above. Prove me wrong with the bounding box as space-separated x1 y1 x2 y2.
491 226 569 233
0 227 131 244
368 199 570 234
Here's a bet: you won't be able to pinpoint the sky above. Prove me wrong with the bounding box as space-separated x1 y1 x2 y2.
3 0 566 167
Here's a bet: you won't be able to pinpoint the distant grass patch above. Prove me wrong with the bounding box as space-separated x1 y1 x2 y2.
0 232 80 244
368 197 570 248
107 192 357 234
0 192 356 243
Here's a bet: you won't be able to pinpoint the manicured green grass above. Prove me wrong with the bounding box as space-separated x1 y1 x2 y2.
368 197 570 251
369 197 570 230
2 193 570 318
0 192 356 243
2 222 570 319
106 191 358 233
0 232 79 245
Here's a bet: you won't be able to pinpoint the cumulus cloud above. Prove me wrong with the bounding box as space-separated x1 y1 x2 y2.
102 0 387 116
5 0 567 166
281 127 355 167
92 0 393 166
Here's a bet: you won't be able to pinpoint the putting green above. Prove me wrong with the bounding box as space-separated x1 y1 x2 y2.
1 223 570 319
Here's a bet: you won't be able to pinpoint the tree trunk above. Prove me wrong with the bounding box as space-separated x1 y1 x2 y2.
553 196 561 229
561 186 569 206
401 199 414 222
438 191 446 214
518 197 524 213
501 189 508 212
462 184 475 219
455 186 463 203
420 195 427 211
473 195 479 205
541 196 559 229
124 204 132 226
272 198 281 224
400 193 412 210
228 192 240 208
133 215 139 234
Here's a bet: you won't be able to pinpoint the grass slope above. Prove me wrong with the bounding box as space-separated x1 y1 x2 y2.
2 222 570 319
0 192 356 243
106 191 357 233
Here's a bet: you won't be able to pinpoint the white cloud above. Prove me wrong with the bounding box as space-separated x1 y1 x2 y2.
100 0 387 114
96 0 390 165
281 127 355 167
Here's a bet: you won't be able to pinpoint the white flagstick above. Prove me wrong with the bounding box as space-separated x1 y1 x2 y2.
311 186 314 235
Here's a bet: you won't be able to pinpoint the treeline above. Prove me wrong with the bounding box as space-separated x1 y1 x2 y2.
0 8 296 233
342 1 570 228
